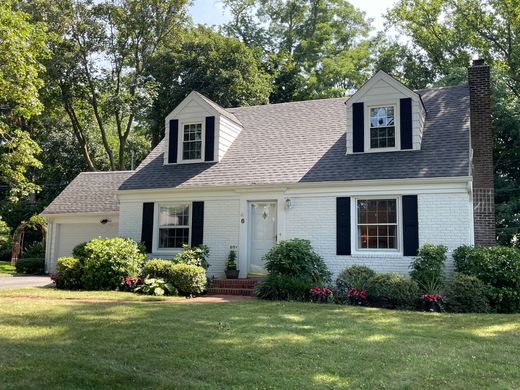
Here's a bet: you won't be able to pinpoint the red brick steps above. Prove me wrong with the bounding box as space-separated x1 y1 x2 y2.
207 279 261 296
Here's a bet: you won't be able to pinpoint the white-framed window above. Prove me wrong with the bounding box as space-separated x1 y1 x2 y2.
356 198 399 251
158 204 191 249
181 122 203 161
369 106 396 149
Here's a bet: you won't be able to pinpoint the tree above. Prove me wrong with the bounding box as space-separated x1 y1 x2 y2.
0 1 47 202
222 0 373 102
147 26 272 145
26 0 190 171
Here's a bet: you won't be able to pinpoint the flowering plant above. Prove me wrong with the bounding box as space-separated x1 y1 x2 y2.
421 293 445 312
310 286 332 303
120 275 143 292
50 273 58 283
421 293 443 303
346 288 367 305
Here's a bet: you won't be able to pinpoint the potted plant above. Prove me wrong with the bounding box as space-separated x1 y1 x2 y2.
225 248 239 279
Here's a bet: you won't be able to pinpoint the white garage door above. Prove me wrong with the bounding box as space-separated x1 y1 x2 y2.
54 222 119 264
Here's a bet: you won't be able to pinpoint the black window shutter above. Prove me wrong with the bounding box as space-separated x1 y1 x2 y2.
402 195 419 256
352 102 364 153
191 201 204 247
400 98 413 150
336 197 351 255
141 202 154 253
204 116 215 162
168 119 178 163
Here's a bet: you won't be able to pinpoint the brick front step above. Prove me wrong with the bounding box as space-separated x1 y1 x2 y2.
207 287 254 296
212 278 260 289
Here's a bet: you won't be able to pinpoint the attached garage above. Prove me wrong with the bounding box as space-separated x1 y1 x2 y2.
41 171 133 273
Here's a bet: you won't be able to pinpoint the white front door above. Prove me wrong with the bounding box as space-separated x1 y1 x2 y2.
248 201 277 275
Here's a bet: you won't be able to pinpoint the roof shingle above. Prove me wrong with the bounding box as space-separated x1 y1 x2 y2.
120 85 470 191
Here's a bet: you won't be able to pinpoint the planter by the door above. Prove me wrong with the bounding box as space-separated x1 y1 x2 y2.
225 269 240 279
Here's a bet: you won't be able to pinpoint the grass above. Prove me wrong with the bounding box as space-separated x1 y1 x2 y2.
0 289 519 389
0 261 16 277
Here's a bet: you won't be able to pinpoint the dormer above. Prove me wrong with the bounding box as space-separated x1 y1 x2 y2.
346 71 426 154
164 91 243 165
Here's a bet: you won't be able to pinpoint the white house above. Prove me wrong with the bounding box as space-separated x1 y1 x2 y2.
42 61 495 280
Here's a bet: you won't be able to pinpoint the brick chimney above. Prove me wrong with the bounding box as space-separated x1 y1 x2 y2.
468 59 495 245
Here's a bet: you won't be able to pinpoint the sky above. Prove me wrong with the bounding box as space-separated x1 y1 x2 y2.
189 0 399 33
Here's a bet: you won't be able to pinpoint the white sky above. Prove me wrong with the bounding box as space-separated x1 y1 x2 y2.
189 0 399 33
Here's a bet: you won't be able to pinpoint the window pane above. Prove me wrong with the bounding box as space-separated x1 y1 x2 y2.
357 198 398 250
369 106 395 149
159 228 189 248
159 205 189 227
183 123 202 160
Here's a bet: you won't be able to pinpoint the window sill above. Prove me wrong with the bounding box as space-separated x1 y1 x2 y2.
350 252 403 258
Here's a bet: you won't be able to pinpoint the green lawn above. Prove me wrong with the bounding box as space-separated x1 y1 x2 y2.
0 261 16 277
1 289 519 389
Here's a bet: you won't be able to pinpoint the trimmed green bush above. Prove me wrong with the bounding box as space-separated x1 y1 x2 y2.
22 241 45 259
254 274 313 301
409 243 447 293
143 258 176 281
452 245 473 274
81 237 145 290
72 242 90 261
15 258 45 274
264 239 331 283
445 273 491 313
170 264 207 296
55 257 83 290
173 245 210 269
336 265 376 290
488 287 520 314
367 273 419 310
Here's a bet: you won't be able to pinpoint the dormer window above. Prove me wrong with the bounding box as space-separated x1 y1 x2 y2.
370 106 396 149
182 122 203 161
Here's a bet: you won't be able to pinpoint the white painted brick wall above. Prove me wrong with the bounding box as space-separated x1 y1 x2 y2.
118 201 143 241
285 193 471 278
204 199 240 277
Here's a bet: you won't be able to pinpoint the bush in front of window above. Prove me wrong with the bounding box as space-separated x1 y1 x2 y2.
170 264 207 296
263 239 332 284
366 273 419 310
452 245 520 313
444 273 492 313
409 243 447 294
254 274 314 301
15 258 45 275
81 237 145 290
336 265 376 291
143 258 176 282
54 256 83 290
173 244 210 270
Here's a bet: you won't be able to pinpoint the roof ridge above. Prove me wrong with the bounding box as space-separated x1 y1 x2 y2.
79 170 135 175
228 96 348 111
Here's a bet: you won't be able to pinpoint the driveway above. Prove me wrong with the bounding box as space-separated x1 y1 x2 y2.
0 276 52 289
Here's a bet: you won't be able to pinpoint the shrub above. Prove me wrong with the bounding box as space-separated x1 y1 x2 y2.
173 244 210 269
170 264 207 296
409 243 447 293
367 273 419 310
135 277 177 296
72 241 90 261
22 241 45 259
15 258 45 275
55 257 83 289
336 265 376 290
143 258 176 281
254 274 313 301
120 275 143 292
81 237 145 290
488 287 520 314
0 217 12 261
452 245 473 274
263 239 331 283
445 273 491 313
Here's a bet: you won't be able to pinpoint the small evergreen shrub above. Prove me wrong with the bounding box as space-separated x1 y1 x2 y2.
22 241 45 259
452 245 473 274
173 244 210 269
15 258 45 274
263 239 331 283
72 241 90 261
81 237 145 290
367 273 419 310
409 243 447 293
489 287 520 314
445 273 491 313
254 274 313 301
170 264 207 296
143 258 176 281
336 265 376 290
55 257 83 289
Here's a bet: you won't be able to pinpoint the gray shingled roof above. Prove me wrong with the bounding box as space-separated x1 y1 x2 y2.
42 171 133 214
194 91 242 125
120 85 470 191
